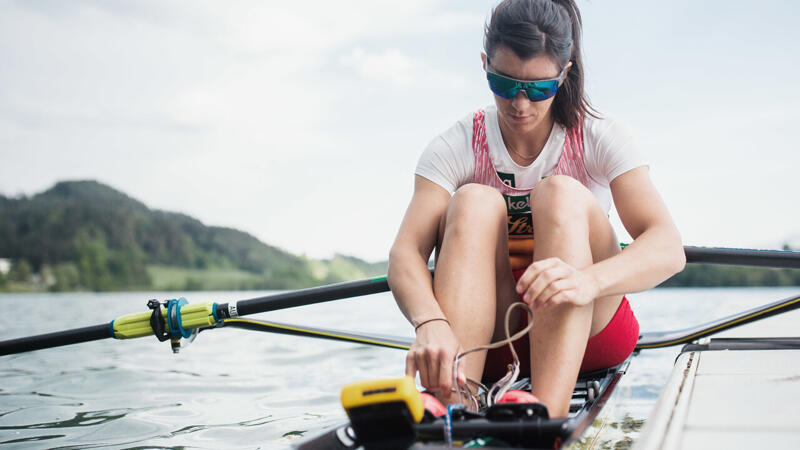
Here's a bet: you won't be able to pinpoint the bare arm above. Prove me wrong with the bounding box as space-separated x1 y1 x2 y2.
586 166 686 296
516 166 684 309
389 175 468 395
388 175 451 326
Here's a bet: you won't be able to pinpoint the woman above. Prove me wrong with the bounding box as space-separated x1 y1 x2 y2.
387 0 685 418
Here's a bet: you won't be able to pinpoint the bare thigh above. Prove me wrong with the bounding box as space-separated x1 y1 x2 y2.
533 175 625 337
435 198 521 342
432 184 518 381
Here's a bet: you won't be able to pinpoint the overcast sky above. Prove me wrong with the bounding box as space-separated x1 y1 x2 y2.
1 0 798 261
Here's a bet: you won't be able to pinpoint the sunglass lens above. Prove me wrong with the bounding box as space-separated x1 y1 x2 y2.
523 80 559 101
487 72 519 99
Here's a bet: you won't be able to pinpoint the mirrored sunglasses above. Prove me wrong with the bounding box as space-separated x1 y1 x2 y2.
486 66 565 102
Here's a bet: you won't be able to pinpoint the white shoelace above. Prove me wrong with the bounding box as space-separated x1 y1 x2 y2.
452 301 534 409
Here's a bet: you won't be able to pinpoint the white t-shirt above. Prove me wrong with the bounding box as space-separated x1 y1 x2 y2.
415 105 647 216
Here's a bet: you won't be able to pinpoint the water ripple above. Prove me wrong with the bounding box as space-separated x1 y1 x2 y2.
169 414 275 437
0 403 182 431
4 288 782 448
0 408 131 430
1 434 66 444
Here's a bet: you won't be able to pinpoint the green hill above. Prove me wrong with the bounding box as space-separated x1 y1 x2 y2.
0 180 795 291
0 180 387 292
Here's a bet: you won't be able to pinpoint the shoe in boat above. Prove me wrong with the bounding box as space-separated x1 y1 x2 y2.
496 389 540 404
419 392 447 418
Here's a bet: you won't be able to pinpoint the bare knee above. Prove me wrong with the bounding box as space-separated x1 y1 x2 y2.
444 184 506 234
452 183 506 209
531 175 595 227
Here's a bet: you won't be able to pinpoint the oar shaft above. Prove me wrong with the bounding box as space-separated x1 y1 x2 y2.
222 318 412 350
684 246 800 269
0 323 111 356
636 294 800 349
216 275 392 318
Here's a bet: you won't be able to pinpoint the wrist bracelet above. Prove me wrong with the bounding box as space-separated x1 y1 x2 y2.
414 317 450 332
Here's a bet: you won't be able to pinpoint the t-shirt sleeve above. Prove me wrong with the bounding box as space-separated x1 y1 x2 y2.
584 116 648 184
414 122 474 194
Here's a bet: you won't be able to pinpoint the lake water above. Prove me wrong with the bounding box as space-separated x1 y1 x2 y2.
1 287 799 449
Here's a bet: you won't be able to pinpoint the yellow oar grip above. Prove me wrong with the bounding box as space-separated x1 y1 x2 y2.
180 302 219 330
112 302 218 340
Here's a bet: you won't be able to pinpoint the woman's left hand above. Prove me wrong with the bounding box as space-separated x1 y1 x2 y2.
515 257 600 309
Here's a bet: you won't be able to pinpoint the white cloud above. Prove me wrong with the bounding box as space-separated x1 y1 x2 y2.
340 47 473 93
2 0 800 260
341 48 415 88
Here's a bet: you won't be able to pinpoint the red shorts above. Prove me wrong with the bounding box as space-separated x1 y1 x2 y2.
482 269 639 379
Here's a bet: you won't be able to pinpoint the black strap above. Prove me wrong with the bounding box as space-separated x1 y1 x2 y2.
147 299 170 342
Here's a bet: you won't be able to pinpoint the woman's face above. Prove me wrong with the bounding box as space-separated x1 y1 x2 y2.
482 47 566 135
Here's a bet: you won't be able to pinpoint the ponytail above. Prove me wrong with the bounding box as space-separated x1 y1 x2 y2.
484 0 598 129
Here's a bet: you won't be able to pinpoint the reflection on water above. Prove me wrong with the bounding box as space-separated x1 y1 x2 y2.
0 288 797 448
4 408 131 429
3 434 66 445
575 414 644 449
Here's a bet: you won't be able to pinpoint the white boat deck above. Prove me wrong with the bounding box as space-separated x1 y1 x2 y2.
634 305 800 449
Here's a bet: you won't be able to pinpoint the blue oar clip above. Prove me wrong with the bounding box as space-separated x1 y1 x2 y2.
167 298 193 339
166 298 197 354
140 298 201 353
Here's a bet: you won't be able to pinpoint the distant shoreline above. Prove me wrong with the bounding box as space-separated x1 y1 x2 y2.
2 262 798 293
1 181 796 293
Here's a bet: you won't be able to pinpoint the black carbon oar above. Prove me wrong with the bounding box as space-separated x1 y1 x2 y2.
0 323 113 356
0 275 396 357
682 245 800 268
213 273 394 318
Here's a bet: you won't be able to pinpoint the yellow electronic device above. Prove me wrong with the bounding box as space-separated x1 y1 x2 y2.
340 376 423 449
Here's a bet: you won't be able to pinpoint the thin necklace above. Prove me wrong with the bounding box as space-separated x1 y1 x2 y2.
505 139 538 163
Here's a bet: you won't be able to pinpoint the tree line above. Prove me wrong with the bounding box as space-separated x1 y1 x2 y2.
0 180 796 292
0 181 384 292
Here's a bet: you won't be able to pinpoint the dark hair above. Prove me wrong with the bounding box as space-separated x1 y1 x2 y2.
484 0 597 129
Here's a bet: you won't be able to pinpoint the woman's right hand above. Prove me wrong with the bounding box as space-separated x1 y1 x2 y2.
405 320 466 398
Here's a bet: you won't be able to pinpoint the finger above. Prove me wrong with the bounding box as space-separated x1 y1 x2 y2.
425 349 441 394
534 278 573 307
405 351 417 378
516 258 558 294
524 265 571 305
521 258 565 290
515 258 549 291
540 290 571 309
439 354 453 397
416 351 432 390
